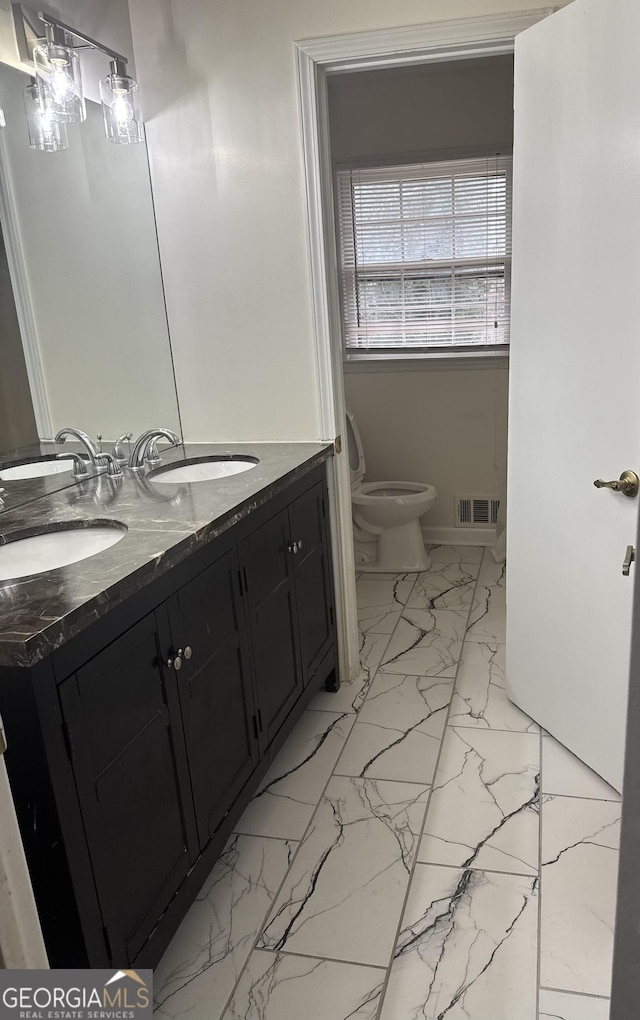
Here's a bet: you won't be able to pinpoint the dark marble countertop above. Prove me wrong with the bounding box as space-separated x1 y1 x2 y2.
0 442 333 668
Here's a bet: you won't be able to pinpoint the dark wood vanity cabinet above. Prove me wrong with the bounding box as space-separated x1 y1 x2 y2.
0 462 337 971
242 508 301 749
290 481 335 687
168 550 259 851
242 480 334 750
57 610 197 965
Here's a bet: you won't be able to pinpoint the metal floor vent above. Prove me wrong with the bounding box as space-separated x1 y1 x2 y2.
455 494 500 528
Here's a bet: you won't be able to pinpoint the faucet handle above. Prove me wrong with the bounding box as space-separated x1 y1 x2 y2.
113 433 133 465
57 452 88 479
145 440 161 467
95 453 123 480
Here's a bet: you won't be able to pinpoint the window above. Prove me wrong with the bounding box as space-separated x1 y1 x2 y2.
336 155 512 358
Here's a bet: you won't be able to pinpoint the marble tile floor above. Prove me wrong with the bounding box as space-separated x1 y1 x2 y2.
153 546 619 1020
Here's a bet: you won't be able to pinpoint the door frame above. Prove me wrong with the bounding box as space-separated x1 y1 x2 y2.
294 8 553 681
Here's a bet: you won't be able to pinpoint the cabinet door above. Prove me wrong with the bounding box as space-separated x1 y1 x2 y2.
290 481 335 685
242 508 301 747
169 550 258 850
58 609 196 965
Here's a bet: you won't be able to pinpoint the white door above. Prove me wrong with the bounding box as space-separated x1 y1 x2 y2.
506 0 640 791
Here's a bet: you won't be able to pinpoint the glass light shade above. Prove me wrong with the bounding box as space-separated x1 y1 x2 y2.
99 73 143 145
24 82 69 152
33 37 86 124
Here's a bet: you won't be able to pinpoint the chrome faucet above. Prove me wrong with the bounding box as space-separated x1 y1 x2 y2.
54 428 103 471
129 428 181 471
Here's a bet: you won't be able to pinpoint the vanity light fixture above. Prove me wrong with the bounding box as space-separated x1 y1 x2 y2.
99 59 143 145
23 77 69 151
33 20 85 124
11 4 144 147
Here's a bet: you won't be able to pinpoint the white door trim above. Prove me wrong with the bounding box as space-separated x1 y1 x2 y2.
294 9 552 683
0 128 52 440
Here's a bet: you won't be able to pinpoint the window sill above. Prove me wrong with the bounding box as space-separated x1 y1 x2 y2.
343 349 510 373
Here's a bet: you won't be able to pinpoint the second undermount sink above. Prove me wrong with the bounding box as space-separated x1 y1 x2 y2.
149 456 259 484
0 521 127 581
0 457 76 481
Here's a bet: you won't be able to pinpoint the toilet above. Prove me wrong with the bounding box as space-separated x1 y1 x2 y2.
346 406 438 572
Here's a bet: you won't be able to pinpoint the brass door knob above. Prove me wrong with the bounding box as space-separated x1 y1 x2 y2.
594 470 639 498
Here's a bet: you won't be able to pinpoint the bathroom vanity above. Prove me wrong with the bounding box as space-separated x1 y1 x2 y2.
0 442 337 969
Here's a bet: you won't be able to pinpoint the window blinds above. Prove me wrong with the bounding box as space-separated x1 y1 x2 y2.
336 155 512 355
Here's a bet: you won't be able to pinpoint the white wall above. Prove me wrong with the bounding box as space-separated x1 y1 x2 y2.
0 218 37 452
127 0 566 445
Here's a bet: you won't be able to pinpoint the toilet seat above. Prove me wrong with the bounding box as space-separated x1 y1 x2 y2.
352 480 437 504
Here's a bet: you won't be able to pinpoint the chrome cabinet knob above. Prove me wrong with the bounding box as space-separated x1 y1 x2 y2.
167 646 192 670
288 542 298 554
167 649 183 671
297 539 303 552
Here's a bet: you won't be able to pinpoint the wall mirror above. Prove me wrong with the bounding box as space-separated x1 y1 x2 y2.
0 56 181 475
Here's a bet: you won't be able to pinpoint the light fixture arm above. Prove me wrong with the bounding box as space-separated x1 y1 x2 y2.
37 10 129 66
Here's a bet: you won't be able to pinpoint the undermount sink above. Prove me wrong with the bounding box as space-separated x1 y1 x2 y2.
0 521 127 581
0 457 76 481
150 456 259 484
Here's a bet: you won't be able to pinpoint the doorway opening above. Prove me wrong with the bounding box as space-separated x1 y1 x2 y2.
327 56 513 572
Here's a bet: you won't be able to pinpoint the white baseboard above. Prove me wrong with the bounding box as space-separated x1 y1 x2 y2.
422 525 497 547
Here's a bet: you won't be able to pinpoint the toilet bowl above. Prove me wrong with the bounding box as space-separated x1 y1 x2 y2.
346 407 438 572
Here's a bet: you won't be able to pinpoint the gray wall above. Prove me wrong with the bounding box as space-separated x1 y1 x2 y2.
330 57 513 532
0 220 37 453
329 56 514 164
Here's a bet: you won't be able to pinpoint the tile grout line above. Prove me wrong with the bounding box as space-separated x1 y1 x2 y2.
215 569 425 1018
370 549 487 1020
255 945 388 973
400 859 538 880
430 718 534 734
538 790 620 805
539 984 611 1001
